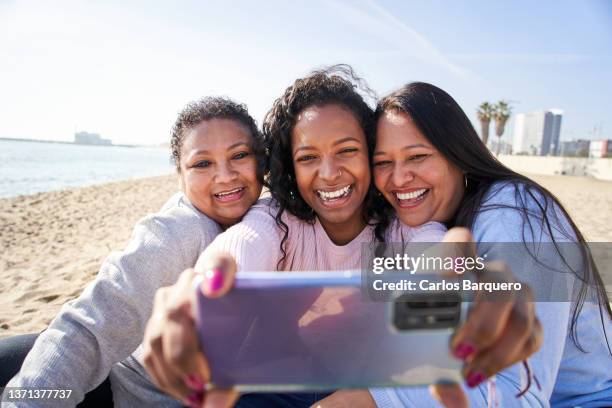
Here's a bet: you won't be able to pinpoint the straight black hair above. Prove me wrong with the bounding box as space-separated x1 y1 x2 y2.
377 82 611 352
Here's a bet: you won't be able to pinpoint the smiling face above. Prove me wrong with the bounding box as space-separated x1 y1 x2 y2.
373 109 464 226
179 118 262 228
291 104 370 244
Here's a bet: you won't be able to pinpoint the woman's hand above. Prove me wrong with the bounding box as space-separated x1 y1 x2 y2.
430 227 543 407
142 253 239 408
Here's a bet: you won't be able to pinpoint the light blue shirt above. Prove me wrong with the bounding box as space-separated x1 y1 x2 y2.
370 181 612 407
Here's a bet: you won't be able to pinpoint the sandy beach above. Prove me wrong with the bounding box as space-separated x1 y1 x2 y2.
1 173 611 338
0 175 178 338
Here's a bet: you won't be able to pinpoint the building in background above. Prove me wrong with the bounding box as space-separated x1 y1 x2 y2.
589 139 612 158
512 109 563 156
74 131 112 146
488 139 513 155
560 139 591 157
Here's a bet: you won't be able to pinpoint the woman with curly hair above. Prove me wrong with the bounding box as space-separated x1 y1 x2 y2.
2 97 266 407
141 66 542 408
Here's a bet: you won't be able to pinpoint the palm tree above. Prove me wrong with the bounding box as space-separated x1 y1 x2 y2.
476 102 494 146
493 100 512 155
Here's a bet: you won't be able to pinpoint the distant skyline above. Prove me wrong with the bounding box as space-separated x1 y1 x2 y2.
1 0 611 145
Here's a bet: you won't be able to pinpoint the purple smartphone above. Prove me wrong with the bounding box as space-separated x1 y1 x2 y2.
194 271 466 392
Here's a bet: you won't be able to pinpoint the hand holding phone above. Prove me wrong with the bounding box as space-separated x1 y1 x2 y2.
141 253 240 408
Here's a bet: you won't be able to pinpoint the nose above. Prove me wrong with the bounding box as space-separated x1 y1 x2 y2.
392 163 414 187
215 161 238 184
318 156 342 183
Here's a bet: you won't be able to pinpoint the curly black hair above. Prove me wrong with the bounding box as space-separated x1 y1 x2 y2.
262 64 392 267
170 96 266 183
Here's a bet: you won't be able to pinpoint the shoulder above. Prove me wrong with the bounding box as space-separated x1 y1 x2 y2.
240 197 280 225
474 181 576 243
132 192 221 247
480 181 547 208
386 217 447 242
242 197 308 230
213 197 284 245
197 197 286 272
244 196 277 215
480 181 568 219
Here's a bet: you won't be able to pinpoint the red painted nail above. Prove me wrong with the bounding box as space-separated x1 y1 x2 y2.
186 391 204 407
466 371 486 388
205 268 224 293
453 342 476 360
184 373 204 390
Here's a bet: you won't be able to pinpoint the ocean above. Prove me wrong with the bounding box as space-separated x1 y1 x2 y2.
0 139 174 198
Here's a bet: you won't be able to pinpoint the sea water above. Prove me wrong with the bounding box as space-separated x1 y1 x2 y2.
0 140 174 198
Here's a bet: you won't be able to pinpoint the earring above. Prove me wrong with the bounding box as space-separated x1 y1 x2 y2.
464 174 468 188
338 169 342 178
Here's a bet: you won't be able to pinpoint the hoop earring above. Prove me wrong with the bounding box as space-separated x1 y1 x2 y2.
464 174 468 189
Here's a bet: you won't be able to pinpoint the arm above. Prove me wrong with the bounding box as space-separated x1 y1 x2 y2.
368 183 573 407
141 201 286 406
4 203 219 407
196 201 284 273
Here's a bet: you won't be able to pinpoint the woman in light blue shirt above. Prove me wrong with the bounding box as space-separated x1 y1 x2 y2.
366 82 611 407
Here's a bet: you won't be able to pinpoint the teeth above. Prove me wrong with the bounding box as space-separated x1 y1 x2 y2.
396 189 427 200
216 187 243 197
317 185 351 200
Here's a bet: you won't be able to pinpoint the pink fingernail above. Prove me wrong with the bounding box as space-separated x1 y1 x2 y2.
204 268 224 293
453 342 476 360
184 373 204 390
186 391 204 407
466 370 486 388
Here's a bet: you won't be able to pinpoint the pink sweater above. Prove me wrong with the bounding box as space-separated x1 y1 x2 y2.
199 198 447 273
196 198 447 406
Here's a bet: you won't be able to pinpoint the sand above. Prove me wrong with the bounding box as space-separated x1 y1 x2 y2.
0 175 178 338
1 173 611 339
528 174 612 242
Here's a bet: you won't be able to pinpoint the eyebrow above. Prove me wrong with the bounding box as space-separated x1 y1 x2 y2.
373 143 429 156
293 136 362 154
190 141 250 156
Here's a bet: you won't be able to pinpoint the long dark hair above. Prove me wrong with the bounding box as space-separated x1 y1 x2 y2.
376 82 611 351
262 65 391 267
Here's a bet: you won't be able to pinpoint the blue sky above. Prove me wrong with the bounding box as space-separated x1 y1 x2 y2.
1 0 610 145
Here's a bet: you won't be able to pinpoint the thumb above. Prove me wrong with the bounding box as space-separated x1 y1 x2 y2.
441 227 477 258
195 251 237 298
431 227 477 279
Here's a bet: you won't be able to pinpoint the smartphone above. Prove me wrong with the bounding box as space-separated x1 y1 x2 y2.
194 271 467 392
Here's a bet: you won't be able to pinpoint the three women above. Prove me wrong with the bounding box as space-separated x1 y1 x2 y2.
142 67 561 407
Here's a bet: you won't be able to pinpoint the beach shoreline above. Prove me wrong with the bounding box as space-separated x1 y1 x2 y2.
1 173 611 338
0 139 173 198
